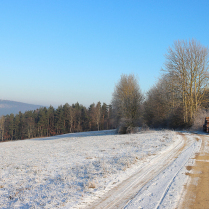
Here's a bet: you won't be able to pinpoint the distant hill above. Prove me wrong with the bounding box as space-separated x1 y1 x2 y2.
0 100 44 116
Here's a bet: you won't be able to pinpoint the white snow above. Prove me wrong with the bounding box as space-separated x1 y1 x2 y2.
125 134 201 209
0 129 201 208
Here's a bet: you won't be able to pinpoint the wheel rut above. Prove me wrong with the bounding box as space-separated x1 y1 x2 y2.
86 134 188 209
179 134 209 209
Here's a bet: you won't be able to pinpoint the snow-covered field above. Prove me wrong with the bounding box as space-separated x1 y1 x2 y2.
0 129 201 208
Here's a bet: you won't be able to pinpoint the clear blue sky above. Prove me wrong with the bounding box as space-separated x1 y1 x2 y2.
0 0 209 107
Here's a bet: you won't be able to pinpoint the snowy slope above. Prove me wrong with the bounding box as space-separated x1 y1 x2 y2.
0 130 199 208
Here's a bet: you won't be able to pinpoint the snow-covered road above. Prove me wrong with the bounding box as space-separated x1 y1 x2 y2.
126 134 201 209
87 133 201 209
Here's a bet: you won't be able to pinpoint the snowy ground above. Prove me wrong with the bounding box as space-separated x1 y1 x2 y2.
125 133 201 209
0 129 201 208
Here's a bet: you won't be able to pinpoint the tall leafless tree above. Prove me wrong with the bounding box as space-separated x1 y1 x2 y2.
164 39 209 123
144 73 185 128
112 74 143 130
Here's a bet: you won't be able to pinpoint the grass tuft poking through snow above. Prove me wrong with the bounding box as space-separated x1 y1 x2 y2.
0 129 176 208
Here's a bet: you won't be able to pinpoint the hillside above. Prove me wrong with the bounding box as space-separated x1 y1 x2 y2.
0 99 44 116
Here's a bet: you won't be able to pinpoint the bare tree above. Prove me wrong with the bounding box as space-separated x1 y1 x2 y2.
95 102 101 131
164 39 209 123
144 74 172 127
144 72 189 129
112 74 143 131
69 106 75 133
0 116 4 141
144 80 168 127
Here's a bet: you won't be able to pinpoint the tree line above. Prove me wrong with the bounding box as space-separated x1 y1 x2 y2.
144 39 209 129
112 39 209 132
0 102 115 141
1 39 209 140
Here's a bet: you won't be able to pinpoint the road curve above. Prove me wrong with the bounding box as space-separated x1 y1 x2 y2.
85 133 192 209
179 134 209 209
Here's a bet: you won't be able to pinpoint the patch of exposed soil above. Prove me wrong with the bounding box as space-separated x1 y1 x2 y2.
180 135 209 209
186 165 193 171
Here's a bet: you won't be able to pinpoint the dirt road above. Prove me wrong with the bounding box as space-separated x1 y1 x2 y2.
86 133 201 209
179 134 209 209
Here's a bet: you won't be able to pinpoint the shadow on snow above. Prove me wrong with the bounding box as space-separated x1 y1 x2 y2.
30 129 117 141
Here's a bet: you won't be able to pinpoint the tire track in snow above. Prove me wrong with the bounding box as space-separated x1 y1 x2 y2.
178 134 209 209
154 137 201 209
126 134 201 209
85 133 192 209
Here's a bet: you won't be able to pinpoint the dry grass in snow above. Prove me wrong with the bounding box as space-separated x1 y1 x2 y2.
0 129 176 208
